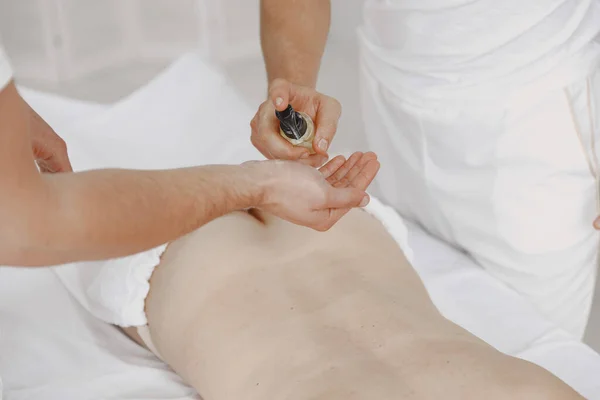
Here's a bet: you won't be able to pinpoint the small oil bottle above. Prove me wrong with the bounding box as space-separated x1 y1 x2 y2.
275 105 315 153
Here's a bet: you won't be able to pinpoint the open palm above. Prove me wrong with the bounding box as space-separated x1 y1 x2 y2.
318 151 380 223
254 151 380 231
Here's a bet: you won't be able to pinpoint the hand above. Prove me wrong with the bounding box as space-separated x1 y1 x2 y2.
28 104 72 173
250 78 342 168
247 151 380 231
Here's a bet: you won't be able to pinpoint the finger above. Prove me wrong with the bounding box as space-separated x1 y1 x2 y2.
251 130 276 160
38 156 69 173
264 134 311 160
325 193 371 228
253 145 273 160
317 191 371 231
42 158 61 173
36 159 53 173
349 160 381 191
257 103 309 160
339 152 378 185
251 131 274 159
250 105 275 159
327 152 362 185
319 155 346 178
47 150 73 173
321 208 350 231
594 217 600 230
34 140 73 173
53 156 73 172
299 153 329 167
269 78 292 111
307 209 337 232
313 97 342 155
360 151 378 163
325 186 367 209
48 137 73 172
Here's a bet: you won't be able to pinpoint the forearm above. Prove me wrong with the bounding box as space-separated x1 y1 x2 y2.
2 165 261 266
260 0 331 88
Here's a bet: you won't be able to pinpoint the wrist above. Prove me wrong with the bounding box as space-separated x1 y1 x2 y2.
239 160 278 209
239 161 270 208
268 75 317 91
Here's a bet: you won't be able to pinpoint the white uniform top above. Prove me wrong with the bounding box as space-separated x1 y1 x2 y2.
359 0 600 102
0 41 12 91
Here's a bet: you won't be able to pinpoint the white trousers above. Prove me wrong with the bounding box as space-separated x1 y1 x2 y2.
360 59 600 339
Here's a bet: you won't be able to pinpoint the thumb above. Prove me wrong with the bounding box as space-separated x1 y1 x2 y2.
325 187 369 209
269 78 292 111
47 152 73 173
41 135 73 173
313 97 342 155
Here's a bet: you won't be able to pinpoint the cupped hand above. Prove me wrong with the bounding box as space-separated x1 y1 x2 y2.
250 78 342 168
247 151 380 231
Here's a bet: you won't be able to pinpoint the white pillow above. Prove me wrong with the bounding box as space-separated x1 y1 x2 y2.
56 52 263 173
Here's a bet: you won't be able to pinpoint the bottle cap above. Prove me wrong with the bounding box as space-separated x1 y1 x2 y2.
276 105 308 140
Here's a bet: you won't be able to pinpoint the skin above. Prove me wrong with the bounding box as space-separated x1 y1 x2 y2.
0 81 373 267
123 154 581 399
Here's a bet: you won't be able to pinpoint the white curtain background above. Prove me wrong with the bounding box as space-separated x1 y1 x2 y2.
0 0 360 83
0 0 366 149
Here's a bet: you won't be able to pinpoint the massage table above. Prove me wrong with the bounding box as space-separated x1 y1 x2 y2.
1 53 600 400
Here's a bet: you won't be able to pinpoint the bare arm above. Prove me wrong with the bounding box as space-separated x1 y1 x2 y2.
254 1 342 165
0 83 261 266
260 0 331 88
0 83 370 266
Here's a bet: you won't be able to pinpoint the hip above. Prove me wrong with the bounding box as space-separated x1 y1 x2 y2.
360 54 600 273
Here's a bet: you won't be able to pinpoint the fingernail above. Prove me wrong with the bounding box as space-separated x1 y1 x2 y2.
318 139 328 152
275 97 283 107
359 195 369 207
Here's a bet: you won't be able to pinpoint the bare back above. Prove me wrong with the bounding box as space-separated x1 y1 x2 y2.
130 209 581 399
